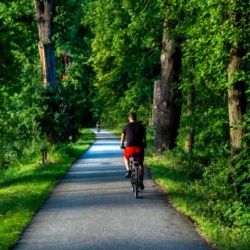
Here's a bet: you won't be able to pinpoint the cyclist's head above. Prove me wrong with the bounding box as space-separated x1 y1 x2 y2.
128 112 137 121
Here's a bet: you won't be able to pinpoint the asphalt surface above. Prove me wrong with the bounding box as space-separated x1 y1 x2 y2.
13 129 214 250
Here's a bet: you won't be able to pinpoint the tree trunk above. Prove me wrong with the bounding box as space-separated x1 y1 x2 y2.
227 44 246 183
154 21 182 152
185 89 195 153
34 0 56 88
151 80 161 126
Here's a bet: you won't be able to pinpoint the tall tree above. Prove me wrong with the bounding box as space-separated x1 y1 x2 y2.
154 19 182 151
34 0 56 88
227 1 247 183
185 88 195 153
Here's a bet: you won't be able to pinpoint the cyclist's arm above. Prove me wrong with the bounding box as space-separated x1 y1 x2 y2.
120 133 126 148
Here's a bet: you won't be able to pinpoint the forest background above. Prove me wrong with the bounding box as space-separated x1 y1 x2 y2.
0 0 250 249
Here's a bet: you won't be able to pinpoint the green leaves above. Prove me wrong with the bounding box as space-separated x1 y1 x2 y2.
84 0 161 124
0 1 42 168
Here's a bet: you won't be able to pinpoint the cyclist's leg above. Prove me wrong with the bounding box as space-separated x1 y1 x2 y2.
124 157 131 178
123 156 130 171
123 151 131 178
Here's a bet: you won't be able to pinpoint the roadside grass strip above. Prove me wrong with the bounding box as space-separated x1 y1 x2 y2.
145 152 250 250
0 129 94 250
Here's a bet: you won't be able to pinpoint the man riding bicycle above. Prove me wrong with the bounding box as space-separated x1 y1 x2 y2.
96 121 101 130
120 112 147 190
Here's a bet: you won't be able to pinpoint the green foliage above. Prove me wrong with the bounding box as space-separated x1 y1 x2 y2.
84 0 161 125
1 0 250 248
177 0 250 202
231 127 250 203
0 1 44 168
142 1 250 248
54 0 94 126
1 0 94 168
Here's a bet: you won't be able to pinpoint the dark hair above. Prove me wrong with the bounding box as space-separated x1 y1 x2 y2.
128 112 137 121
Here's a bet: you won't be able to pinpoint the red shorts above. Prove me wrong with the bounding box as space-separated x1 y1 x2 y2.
123 147 144 162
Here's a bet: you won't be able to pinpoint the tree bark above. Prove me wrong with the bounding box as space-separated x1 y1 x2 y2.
34 0 57 88
154 21 182 152
185 88 195 153
227 44 246 183
151 80 161 126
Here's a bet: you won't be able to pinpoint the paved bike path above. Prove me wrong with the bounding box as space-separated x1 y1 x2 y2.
13 130 214 250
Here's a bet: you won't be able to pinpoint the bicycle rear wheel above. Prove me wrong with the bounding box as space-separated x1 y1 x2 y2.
130 174 134 192
134 168 139 198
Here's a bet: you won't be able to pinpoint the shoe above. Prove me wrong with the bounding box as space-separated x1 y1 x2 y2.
140 183 145 190
124 171 131 178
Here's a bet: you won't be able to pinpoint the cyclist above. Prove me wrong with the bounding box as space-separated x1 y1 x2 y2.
120 112 147 190
96 121 101 131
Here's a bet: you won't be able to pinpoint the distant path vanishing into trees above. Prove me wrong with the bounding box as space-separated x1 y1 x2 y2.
13 130 214 250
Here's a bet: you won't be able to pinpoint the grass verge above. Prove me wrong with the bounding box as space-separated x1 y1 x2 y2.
0 128 95 250
145 151 250 250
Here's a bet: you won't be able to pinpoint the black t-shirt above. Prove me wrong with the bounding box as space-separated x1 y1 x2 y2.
122 122 145 147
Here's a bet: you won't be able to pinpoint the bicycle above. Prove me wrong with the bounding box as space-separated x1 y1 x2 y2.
129 154 140 198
